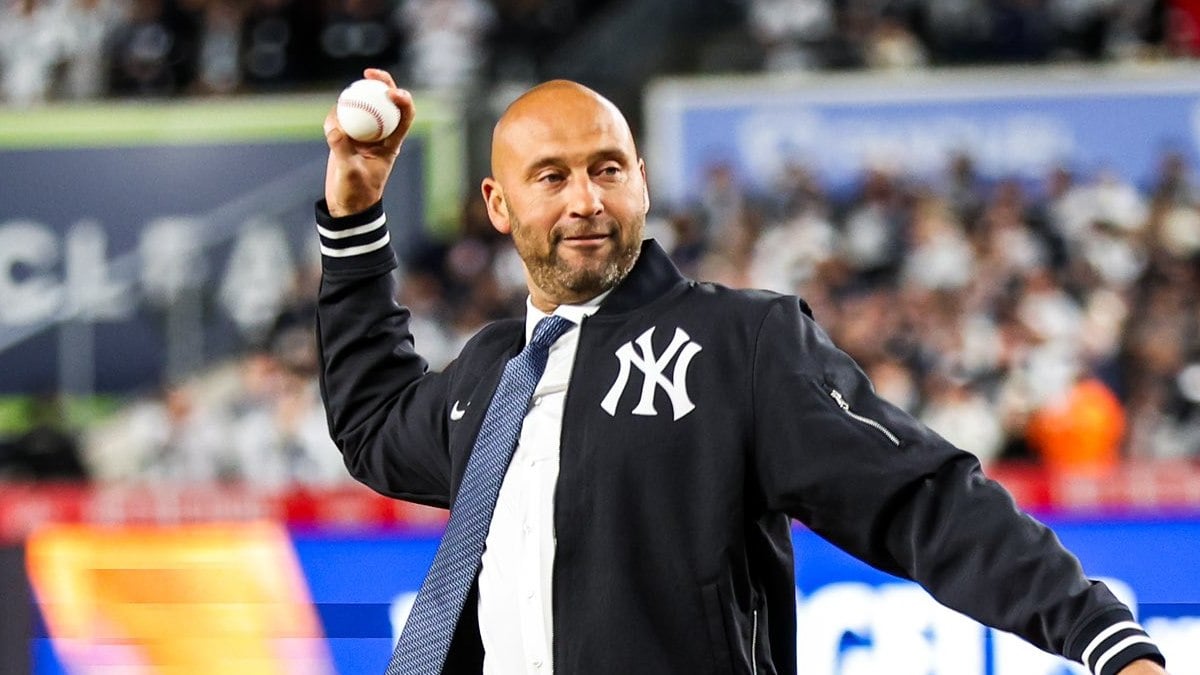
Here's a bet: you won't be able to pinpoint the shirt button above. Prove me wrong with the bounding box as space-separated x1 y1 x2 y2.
532 659 543 669
526 590 535 599
523 522 533 534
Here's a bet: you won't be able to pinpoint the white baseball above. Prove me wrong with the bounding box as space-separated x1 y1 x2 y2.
336 79 402 143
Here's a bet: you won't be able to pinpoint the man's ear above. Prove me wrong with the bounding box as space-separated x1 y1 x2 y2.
481 178 511 234
639 159 650 214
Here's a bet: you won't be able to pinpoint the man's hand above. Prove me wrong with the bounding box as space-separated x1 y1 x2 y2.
323 68 416 217
1117 658 1168 674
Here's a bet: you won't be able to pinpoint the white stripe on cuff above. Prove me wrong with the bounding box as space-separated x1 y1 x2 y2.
320 231 391 258
316 213 386 240
1093 636 1155 675
1082 621 1143 667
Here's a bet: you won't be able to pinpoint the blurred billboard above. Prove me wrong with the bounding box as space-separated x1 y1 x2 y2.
16 518 1200 674
645 65 1200 206
27 522 330 674
0 95 463 395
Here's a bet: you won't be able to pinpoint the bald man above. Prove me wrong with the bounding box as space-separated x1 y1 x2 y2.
316 70 1167 675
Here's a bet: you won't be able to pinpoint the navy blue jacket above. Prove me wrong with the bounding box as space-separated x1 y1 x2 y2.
316 200 1164 675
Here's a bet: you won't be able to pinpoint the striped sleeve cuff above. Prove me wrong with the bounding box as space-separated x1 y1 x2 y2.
1068 608 1165 675
314 199 397 273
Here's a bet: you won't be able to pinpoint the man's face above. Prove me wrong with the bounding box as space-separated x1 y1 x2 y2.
483 82 649 309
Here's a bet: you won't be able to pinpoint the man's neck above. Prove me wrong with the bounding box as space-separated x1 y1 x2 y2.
528 290 610 316
527 289 607 314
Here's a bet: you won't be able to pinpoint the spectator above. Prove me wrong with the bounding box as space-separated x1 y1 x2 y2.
746 0 835 71
486 0 592 81
60 0 125 100
901 195 973 292
839 167 907 282
228 325 347 487
241 0 321 91
107 0 203 97
395 0 496 91
750 202 837 294
920 369 1005 465
317 0 401 83
0 396 87 481
0 0 67 106
1026 376 1127 475
864 13 928 69
118 384 232 482
192 0 244 94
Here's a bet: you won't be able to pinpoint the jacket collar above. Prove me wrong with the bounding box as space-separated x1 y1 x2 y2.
595 238 689 316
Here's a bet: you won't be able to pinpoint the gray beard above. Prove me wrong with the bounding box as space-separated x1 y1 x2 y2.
511 212 642 303
526 238 640 300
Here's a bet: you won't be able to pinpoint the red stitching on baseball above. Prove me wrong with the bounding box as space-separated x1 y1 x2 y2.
341 99 385 139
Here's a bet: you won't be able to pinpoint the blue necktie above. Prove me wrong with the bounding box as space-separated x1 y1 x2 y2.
386 314 576 675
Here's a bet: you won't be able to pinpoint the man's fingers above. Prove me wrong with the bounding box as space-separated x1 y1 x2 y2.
363 68 397 89
323 105 355 158
383 88 416 151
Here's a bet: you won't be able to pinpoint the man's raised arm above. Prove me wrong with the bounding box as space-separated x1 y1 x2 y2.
315 70 454 507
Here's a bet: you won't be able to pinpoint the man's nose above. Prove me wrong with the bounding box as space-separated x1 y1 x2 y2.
566 174 603 219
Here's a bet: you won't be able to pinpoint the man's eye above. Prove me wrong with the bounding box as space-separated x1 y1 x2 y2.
539 173 564 184
598 166 622 177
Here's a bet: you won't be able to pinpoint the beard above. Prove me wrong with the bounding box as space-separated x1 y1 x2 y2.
509 208 643 304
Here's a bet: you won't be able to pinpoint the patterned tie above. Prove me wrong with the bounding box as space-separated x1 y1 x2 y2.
385 315 576 675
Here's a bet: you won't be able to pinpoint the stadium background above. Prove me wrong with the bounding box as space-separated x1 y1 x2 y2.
2 0 1200 673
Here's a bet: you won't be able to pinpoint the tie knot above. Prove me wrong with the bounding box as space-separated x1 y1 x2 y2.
530 315 574 348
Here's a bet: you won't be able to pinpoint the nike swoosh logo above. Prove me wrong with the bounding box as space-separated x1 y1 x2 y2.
450 400 468 421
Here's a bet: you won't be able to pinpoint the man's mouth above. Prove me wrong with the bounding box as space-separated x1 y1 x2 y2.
562 233 610 242
557 229 613 248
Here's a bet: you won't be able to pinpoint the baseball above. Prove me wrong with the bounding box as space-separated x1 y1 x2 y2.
336 79 402 143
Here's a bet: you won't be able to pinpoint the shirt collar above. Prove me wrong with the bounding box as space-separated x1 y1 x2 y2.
524 289 610 344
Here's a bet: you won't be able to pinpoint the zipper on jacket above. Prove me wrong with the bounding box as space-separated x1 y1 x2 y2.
750 609 759 674
829 388 901 446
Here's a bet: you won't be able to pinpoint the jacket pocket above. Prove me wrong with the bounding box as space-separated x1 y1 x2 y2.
700 581 736 675
749 606 760 674
809 379 903 448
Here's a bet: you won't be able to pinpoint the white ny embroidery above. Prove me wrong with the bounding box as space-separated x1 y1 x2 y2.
600 327 702 420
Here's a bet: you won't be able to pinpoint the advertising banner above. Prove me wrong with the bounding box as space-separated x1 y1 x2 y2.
23 517 1200 674
0 97 463 395
645 66 1200 207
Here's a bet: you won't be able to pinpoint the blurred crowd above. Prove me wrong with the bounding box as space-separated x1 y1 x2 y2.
376 148 1200 478
2 0 1199 485
0 0 1192 109
0 0 633 106
680 152 1200 473
9 147 1186 485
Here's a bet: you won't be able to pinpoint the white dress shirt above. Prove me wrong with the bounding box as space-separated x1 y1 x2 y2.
477 293 606 675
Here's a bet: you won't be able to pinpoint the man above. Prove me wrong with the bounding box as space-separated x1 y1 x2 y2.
317 69 1169 675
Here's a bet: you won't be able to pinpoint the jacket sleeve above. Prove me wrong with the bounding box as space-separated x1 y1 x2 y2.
314 200 453 508
750 296 1164 675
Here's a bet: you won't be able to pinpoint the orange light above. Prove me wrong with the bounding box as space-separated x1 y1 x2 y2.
26 521 332 674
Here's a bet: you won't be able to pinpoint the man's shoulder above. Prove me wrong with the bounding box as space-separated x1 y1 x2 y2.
687 280 806 315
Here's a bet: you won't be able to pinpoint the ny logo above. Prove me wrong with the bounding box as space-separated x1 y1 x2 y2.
600 327 703 421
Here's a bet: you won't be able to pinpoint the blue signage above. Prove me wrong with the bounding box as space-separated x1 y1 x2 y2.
27 517 1200 673
645 69 1200 206
0 139 425 394
73 516 1196 674
304 519 1199 674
